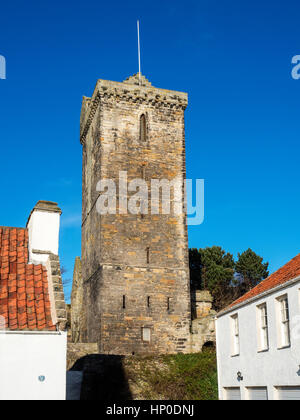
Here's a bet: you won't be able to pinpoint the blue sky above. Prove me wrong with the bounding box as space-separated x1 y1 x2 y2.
1 0 300 301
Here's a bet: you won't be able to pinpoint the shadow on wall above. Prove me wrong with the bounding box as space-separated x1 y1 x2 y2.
69 354 133 400
190 287 197 320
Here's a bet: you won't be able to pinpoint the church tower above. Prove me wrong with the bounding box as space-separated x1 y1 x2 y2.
80 73 191 355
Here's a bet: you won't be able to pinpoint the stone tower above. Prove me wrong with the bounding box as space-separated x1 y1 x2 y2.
79 73 191 355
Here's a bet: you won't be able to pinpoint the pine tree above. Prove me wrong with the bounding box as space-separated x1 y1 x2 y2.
189 246 235 310
235 248 269 292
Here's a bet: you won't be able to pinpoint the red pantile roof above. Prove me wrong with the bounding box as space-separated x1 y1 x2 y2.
0 227 56 331
229 253 300 310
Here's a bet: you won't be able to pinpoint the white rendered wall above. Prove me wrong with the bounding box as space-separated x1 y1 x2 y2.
27 210 60 264
0 331 67 400
216 281 300 400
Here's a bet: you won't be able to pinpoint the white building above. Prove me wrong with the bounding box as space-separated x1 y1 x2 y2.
216 254 300 400
0 201 67 400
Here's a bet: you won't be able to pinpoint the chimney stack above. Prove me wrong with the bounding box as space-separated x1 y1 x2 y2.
27 201 62 264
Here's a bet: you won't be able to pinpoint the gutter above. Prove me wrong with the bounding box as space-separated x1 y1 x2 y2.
0 330 65 336
217 274 300 318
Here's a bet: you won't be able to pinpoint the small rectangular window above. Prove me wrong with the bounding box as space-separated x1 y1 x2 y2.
167 297 170 311
142 327 151 342
257 303 269 351
147 296 150 308
123 295 126 309
146 247 150 264
231 314 240 356
277 295 290 348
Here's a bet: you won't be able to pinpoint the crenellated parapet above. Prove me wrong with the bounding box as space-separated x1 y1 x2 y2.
80 73 188 145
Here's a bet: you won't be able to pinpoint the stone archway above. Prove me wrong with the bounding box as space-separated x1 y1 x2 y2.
202 341 216 352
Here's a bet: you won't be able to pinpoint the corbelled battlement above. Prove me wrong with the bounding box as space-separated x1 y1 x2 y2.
80 73 188 145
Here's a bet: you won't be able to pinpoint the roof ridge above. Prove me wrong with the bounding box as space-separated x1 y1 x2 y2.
260 252 300 283
228 252 300 310
0 226 27 230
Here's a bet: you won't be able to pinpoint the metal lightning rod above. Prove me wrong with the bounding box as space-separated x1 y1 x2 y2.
137 20 141 85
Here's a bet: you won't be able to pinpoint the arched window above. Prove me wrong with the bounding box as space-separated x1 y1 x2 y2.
140 114 147 142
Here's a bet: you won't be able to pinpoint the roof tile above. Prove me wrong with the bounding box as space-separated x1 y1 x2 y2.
229 253 300 309
0 227 56 331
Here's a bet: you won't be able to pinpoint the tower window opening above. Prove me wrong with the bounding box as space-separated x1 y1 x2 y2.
142 327 151 342
167 297 170 311
123 295 126 309
146 247 150 264
140 165 147 219
141 165 146 179
140 114 147 142
147 296 151 308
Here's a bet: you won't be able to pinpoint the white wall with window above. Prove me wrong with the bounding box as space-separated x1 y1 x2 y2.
216 279 300 400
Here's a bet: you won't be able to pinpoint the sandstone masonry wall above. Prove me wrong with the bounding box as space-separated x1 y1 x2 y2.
190 291 216 352
71 257 86 342
80 74 191 355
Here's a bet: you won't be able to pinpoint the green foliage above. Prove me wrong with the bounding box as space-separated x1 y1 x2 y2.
162 351 218 400
189 246 269 310
127 351 218 400
198 246 235 293
235 248 269 292
189 246 235 310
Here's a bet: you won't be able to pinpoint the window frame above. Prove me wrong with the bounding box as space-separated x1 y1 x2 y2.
231 314 240 356
276 294 291 349
142 327 151 343
257 303 269 352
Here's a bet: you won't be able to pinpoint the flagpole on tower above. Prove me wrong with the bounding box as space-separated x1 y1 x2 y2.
137 20 141 85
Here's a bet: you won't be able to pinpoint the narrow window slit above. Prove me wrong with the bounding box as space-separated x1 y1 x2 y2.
141 166 146 179
140 165 147 219
140 114 147 142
